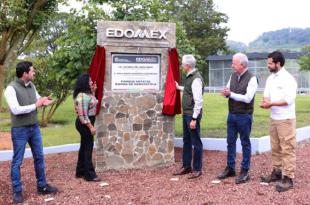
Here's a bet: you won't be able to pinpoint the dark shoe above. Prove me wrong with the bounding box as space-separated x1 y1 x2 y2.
173 167 192 176
38 184 58 195
261 169 282 183
85 177 101 182
235 169 250 184
276 176 293 192
75 174 83 178
188 171 202 179
13 192 23 204
217 166 236 179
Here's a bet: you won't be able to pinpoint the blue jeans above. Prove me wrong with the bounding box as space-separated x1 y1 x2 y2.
11 124 47 193
182 115 203 171
227 113 252 171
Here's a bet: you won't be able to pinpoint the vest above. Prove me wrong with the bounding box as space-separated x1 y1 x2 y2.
9 78 38 127
228 70 255 114
182 70 204 116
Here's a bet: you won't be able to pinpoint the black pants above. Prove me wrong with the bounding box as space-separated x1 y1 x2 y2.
75 116 97 180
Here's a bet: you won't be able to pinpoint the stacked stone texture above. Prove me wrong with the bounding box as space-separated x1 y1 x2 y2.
96 92 175 170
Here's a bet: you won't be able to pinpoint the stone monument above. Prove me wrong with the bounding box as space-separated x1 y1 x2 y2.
95 21 176 170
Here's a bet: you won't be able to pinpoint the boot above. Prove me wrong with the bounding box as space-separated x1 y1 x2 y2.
276 176 293 192
217 166 236 180
235 169 250 184
260 168 282 183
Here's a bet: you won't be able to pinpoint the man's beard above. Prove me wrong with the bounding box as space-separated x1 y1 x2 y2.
269 67 279 73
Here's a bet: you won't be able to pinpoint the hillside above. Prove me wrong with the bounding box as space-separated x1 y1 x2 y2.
227 28 310 52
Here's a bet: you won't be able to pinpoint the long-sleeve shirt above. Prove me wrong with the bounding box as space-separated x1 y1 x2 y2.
177 69 203 119
4 82 40 115
263 67 297 120
74 93 98 124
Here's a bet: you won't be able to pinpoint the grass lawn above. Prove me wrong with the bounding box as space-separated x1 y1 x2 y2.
1 93 310 147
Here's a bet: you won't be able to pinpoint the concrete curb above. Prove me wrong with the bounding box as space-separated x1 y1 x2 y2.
1 126 309 161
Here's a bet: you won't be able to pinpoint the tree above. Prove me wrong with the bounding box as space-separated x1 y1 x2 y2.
0 0 62 110
34 4 108 125
169 0 229 83
299 45 310 71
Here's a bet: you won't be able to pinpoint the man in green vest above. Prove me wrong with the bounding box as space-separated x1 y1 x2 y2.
4 61 58 204
173 54 204 179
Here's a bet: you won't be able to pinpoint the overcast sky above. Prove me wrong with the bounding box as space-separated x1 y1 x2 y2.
213 0 310 44
61 0 310 45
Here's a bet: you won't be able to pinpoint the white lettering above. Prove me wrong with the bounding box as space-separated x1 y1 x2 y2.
106 28 115 37
106 28 168 40
124 29 135 38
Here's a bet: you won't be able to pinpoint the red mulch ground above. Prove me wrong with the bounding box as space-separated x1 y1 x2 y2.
1 141 310 205
0 132 12 150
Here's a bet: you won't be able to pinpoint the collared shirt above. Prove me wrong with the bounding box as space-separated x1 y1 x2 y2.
263 67 297 120
74 93 98 124
226 69 258 103
177 69 203 119
4 83 40 115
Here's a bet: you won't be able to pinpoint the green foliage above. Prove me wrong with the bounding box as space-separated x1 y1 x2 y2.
299 45 310 71
0 0 64 110
30 7 109 125
23 12 70 57
0 0 63 64
167 0 229 83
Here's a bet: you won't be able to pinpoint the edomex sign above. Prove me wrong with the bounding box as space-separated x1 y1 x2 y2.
97 21 175 48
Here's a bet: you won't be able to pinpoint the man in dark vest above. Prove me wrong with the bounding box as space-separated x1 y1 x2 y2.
173 54 204 179
4 61 58 204
217 53 258 184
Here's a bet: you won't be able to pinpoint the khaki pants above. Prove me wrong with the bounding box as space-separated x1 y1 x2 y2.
269 118 296 178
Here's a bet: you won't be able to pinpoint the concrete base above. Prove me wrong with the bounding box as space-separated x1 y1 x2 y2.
1 126 309 161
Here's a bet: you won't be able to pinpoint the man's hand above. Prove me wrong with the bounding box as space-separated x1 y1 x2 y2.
220 87 231 97
35 97 46 108
190 119 196 129
42 96 54 106
260 98 272 109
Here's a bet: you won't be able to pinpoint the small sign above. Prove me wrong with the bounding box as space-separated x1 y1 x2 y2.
111 54 160 92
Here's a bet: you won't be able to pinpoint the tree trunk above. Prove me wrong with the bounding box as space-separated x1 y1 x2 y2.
0 65 5 112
